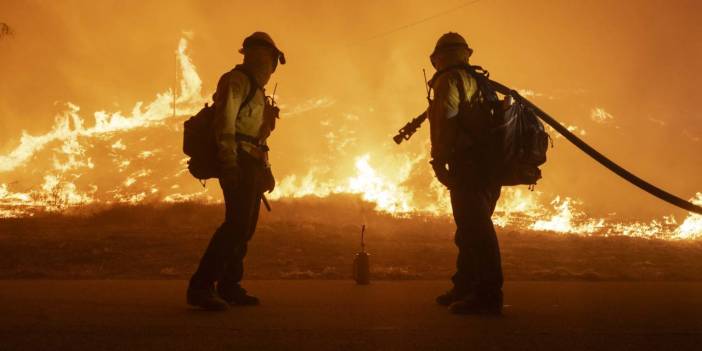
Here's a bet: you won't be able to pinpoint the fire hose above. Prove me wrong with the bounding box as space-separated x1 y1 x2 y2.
393 80 702 216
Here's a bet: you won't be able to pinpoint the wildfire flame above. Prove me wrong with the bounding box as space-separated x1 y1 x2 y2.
0 36 700 240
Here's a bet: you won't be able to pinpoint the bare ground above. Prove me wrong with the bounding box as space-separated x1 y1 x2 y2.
1 196 701 280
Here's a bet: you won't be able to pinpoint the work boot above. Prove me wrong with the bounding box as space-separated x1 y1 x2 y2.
186 286 229 311
449 293 503 315
217 284 260 306
436 289 465 306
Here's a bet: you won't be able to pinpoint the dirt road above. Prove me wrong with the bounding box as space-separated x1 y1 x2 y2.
1 280 700 350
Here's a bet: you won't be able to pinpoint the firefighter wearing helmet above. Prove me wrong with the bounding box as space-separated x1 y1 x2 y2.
187 32 284 311
428 32 504 314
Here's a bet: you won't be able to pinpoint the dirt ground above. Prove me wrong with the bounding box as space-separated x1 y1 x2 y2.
1 198 701 281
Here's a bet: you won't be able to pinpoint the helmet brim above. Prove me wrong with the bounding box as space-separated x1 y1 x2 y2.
239 47 286 65
431 43 473 58
241 37 286 65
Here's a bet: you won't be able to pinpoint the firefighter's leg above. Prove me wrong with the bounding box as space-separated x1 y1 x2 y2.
189 154 259 290
217 153 263 305
448 181 503 314
466 183 503 301
450 182 503 299
186 179 248 310
221 191 261 286
450 183 479 296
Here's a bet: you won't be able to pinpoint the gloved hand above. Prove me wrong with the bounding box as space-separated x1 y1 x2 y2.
262 167 275 193
220 164 241 188
430 159 456 190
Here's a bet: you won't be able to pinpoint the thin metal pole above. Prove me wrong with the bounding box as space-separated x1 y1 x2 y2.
173 52 177 118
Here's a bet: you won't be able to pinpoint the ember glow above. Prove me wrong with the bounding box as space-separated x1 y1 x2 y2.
1 34 700 240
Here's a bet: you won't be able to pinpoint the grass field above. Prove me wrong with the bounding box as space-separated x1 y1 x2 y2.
1 195 701 281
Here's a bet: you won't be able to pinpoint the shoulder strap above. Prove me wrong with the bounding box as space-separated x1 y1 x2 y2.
463 65 498 103
431 64 474 103
231 67 259 111
454 70 468 104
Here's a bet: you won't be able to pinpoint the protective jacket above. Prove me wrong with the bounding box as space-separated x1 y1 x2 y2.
212 65 268 169
428 55 477 163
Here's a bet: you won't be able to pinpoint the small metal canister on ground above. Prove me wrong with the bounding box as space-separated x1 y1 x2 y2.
353 251 370 285
353 225 370 285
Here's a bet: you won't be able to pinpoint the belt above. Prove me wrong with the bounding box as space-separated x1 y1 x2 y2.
236 133 269 160
235 133 261 145
236 133 269 150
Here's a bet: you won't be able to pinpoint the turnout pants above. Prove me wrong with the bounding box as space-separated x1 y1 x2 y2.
449 164 503 300
190 152 263 290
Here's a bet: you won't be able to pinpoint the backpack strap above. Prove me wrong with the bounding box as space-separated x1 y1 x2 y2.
463 65 499 103
231 67 260 112
455 70 468 104
431 64 482 104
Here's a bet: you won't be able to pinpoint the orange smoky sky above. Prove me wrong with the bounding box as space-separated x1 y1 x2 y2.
1 0 701 219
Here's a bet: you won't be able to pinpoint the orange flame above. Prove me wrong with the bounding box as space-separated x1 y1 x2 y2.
0 36 700 241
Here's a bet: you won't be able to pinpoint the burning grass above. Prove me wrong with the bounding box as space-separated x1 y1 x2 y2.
2 36 700 240
1 195 701 281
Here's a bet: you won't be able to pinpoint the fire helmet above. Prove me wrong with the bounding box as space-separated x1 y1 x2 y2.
431 32 473 58
239 32 286 65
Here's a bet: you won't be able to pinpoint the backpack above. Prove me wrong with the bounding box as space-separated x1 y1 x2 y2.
493 98 550 186
455 65 550 187
182 68 258 181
